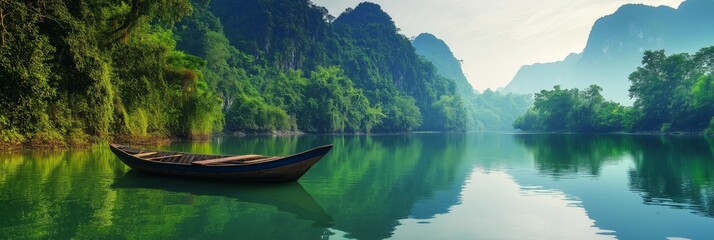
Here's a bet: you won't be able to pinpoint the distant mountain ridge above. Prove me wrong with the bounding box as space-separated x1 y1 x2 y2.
412 33 533 131
503 0 714 104
412 33 476 98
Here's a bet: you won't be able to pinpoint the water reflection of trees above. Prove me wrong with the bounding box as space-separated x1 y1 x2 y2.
627 136 714 217
0 148 129 239
209 134 474 239
302 134 473 240
515 134 633 177
515 134 714 217
0 145 335 239
0 134 475 240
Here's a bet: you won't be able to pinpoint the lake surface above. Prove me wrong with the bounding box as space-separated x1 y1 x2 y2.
1 133 713 239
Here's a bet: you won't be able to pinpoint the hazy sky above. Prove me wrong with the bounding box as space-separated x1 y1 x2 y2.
312 0 684 91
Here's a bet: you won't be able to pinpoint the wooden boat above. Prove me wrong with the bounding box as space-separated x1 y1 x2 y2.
109 143 333 183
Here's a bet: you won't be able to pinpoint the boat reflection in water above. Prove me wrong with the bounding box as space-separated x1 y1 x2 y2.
111 170 334 228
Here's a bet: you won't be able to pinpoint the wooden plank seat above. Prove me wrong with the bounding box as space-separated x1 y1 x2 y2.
133 152 158 158
191 154 265 166
240 157 282 164
145 154 183 161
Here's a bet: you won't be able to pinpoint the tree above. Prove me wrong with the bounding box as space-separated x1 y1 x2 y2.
300 66 383 132
628 50 695 130
514 85 627 132
225 95 290 132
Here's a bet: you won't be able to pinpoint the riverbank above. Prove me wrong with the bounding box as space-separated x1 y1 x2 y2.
228 130 306 136
0 134 173 152
4 129 709 152
0 129 444 151
0 130 307 152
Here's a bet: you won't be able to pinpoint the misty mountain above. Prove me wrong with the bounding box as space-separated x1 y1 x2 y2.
412 33 476 98
503 0 714 104
412 33 533 130
331 3 467 131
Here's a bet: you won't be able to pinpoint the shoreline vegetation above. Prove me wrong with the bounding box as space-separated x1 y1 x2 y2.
514 47 714 136
4 129 711 152
3 1 713 151
1 1 484 150
0 0 530 150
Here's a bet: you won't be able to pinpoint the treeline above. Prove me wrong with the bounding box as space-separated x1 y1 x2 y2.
514 46 714 134
513 85 629 132
0 0 468 147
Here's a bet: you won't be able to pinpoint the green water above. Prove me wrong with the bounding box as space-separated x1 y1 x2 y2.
1 133 714 239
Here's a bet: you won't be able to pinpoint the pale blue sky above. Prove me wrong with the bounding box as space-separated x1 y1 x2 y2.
312 0 684 90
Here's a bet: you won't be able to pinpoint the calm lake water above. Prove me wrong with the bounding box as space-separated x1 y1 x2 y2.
1 133 713 239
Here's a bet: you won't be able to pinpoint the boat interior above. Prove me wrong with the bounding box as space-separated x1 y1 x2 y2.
113 145 282 166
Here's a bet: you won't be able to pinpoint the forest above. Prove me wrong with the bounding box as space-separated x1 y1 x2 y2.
2 0 529 148
15 0 707 149
514 46 714 134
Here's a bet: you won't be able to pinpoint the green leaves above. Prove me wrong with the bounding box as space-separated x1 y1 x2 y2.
109 0 193 43
0 0 227 145
516 45 714 134
514 85 629 132
0 0 491 146
191 1 464 133
381 96 421 132
628 48 714 131
330 3 465 131
225 95 290 133
691 75 714 109
299 66 383 132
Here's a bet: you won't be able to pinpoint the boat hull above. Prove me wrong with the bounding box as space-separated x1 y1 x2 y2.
110 144 332 183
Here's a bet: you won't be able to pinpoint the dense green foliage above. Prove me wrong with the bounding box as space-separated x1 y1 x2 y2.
0 0 473 146
513 85 630 132
300 67 384 132
180 0 468 133
0 0 222 147
329 3 467 131
514 46 714 134
628 47 714 133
